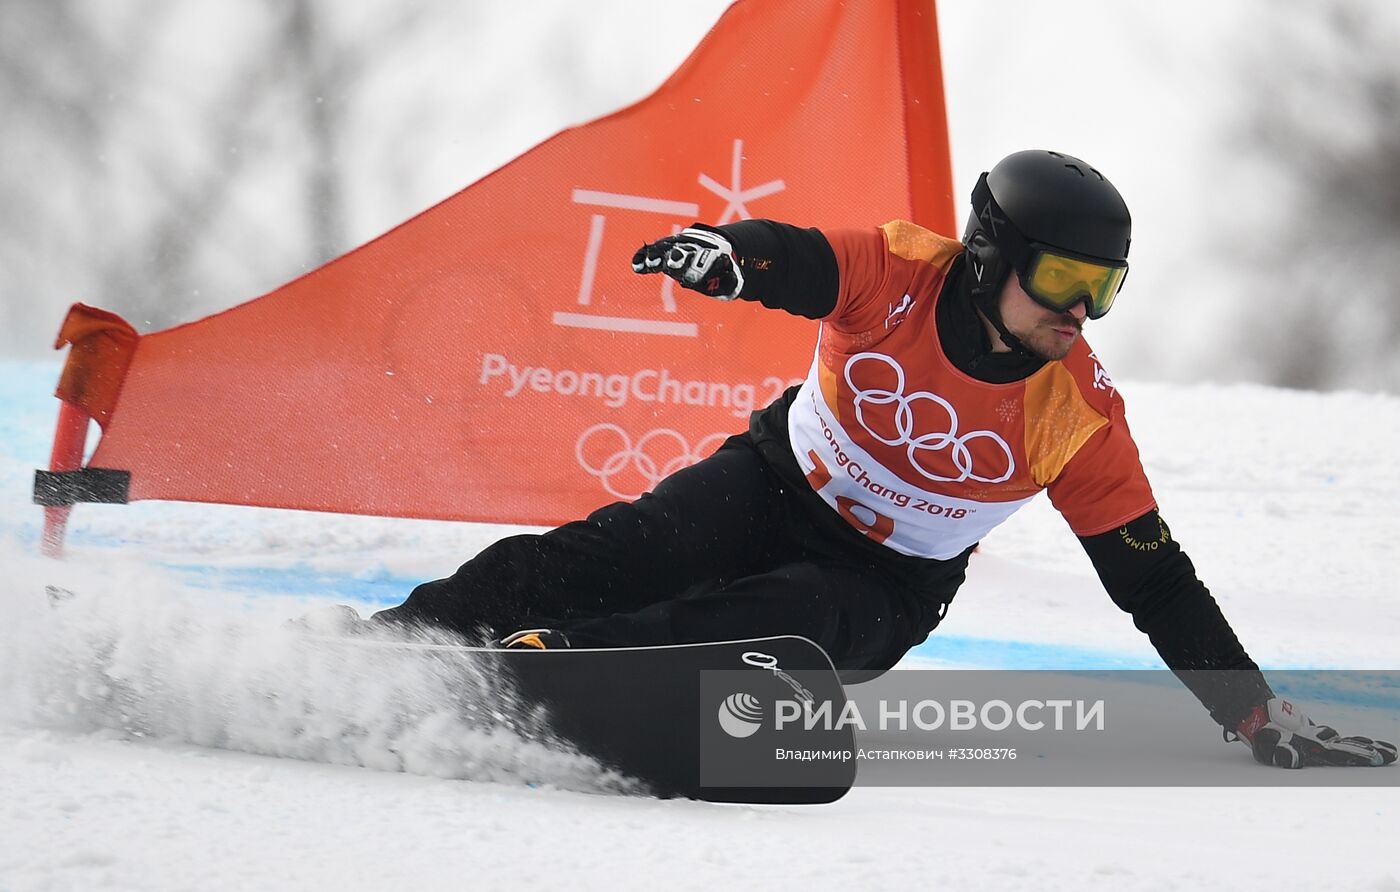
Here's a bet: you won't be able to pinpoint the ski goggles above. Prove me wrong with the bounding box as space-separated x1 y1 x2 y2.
1017 249 1128 320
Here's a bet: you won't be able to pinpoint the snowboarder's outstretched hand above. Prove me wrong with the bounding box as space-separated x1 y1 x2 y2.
1236 698 1397 768
631 224 744 300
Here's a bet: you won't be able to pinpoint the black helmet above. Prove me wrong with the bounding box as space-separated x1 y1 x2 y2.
962 150 1131 323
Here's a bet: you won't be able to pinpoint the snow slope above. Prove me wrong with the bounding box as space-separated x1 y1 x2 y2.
1 360 1397 890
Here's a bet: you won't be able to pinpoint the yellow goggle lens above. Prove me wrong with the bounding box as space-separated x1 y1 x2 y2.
1024 252 1127 318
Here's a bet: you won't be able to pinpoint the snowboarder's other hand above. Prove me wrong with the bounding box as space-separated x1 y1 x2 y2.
1236 698 1397 768
631 225 744 300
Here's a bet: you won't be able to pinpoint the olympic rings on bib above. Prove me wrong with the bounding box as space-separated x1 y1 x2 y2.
844 353 1015 484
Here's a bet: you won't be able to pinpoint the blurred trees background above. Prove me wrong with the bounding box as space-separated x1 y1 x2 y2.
2 0 1397 394
0 0 727 363
1229 0 1400 392
0 0 453 346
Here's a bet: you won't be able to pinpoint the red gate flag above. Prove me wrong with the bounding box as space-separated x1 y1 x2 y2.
40 0 954 540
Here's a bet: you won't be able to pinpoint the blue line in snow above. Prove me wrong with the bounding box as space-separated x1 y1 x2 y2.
161 561 1167 668
147 563 1205 670
161 561 1400 709
906 635 1165 670
162 562 415 605
26 556 1390 703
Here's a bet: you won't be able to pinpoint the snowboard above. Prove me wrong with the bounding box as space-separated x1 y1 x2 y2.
341 635 857 804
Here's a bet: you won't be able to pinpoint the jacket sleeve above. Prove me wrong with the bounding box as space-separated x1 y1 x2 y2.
1078 509 1274 729
716 219 839 319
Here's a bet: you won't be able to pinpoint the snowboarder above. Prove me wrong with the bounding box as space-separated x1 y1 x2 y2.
364 149 1394 769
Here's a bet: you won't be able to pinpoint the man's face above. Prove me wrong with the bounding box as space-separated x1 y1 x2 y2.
997 274 1088 361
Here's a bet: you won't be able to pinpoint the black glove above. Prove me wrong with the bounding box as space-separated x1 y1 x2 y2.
1235 698 1398 768
631 224 744 300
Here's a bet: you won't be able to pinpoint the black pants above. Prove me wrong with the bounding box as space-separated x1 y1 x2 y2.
373 434 971 672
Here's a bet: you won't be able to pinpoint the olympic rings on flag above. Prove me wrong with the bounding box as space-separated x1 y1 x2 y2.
575 424 730 499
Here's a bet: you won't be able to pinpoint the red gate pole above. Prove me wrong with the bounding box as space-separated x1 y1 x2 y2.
41 401 91 558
